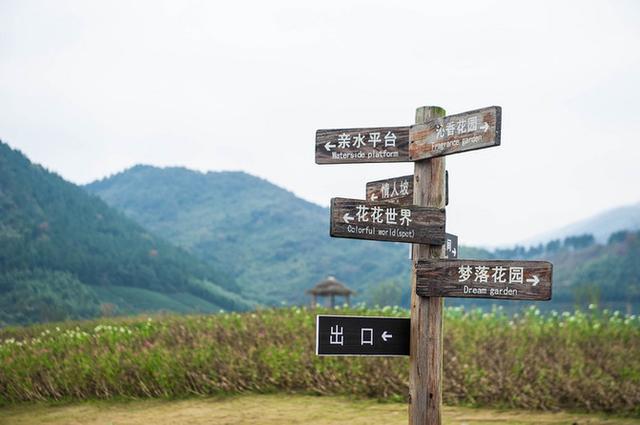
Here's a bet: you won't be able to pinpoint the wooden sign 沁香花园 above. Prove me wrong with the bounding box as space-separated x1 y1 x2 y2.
409 106 501 160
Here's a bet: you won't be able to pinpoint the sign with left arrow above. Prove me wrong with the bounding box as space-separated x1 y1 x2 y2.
365 174 413 204
315 126 411 164
330 197 446 245
316 315 410 356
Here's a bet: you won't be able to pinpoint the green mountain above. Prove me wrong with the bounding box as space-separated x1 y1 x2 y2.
88 165 475 306
87 165 639 311
0 142 252 325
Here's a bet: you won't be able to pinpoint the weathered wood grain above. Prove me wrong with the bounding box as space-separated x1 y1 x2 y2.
330 197 445 245
365 174 413 204
415 259 553 301
315 126 411 164
409 106 501 161
410 105 447 425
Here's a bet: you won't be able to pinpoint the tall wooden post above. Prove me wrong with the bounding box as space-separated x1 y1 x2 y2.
409 105 446 425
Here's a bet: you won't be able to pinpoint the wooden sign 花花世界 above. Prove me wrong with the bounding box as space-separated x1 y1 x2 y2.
330 197 445 245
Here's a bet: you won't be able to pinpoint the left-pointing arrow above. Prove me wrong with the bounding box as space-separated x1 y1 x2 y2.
343 213 354 223
370 193 378 201
381 331 393 342
324 141 336 151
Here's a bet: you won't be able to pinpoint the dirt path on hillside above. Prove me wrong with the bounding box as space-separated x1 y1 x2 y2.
1 395 638 425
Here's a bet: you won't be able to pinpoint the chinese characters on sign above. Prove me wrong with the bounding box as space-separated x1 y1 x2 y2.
315 127 411 164
330 198 445 245
316 315 410 356
409 106 502 161
366 175 413 204
415 260 552 301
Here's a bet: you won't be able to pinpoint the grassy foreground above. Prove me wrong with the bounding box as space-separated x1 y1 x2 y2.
0 306 639 415
1 395 639 425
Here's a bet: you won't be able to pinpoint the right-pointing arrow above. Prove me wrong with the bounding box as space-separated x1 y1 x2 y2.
526 275 540 286
481 122 489 133
343 213 354 224
381 331 393 342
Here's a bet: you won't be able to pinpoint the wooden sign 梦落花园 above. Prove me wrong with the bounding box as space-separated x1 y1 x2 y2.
315 127 411 164
409 106 501 161
415 259 552 301
330 197 445 245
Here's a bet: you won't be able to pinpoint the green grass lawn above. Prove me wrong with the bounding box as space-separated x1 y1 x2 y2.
1 395 639 425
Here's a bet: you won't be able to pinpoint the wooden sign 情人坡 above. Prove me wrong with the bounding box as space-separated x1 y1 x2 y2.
330 197 445 245
409 106 502 161
365 174 413 204
315 126 411 164
415 259 552 301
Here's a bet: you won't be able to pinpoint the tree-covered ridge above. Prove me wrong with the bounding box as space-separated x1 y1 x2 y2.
87 165 415 305
0 141 251 325
87 165 640 310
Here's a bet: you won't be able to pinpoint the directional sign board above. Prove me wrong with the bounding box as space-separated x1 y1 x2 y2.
415 259 552 301
315 126 411 164
409 106 502 161
316 315 410 356
445 233 458 259
365 174 413 204
330 197 445 245
365 172 449 206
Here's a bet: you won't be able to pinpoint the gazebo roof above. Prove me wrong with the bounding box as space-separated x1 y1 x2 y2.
307 276 354 296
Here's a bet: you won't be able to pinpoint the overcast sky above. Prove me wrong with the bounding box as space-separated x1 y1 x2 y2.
1 0 639 246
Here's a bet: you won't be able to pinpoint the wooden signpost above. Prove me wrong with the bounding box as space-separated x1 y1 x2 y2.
415 260 552 300
330 197 445 245
315 104 552 425
316 315 410 356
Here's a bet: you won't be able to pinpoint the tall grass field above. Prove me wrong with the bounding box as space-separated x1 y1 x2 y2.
0 305 638 416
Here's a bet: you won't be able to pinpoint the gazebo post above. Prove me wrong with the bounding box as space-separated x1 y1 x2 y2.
346 294 350 307
330 294 335 309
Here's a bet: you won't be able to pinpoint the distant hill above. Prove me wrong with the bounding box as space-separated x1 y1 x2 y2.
87 165 490 306
87 165 639 311
522 202 640 245
0 142 251 325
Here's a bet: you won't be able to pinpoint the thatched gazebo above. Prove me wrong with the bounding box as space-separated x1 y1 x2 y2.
307 276 354 308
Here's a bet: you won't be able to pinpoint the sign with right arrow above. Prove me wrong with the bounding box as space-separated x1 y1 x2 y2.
409 106 501 161
415 259 552 301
